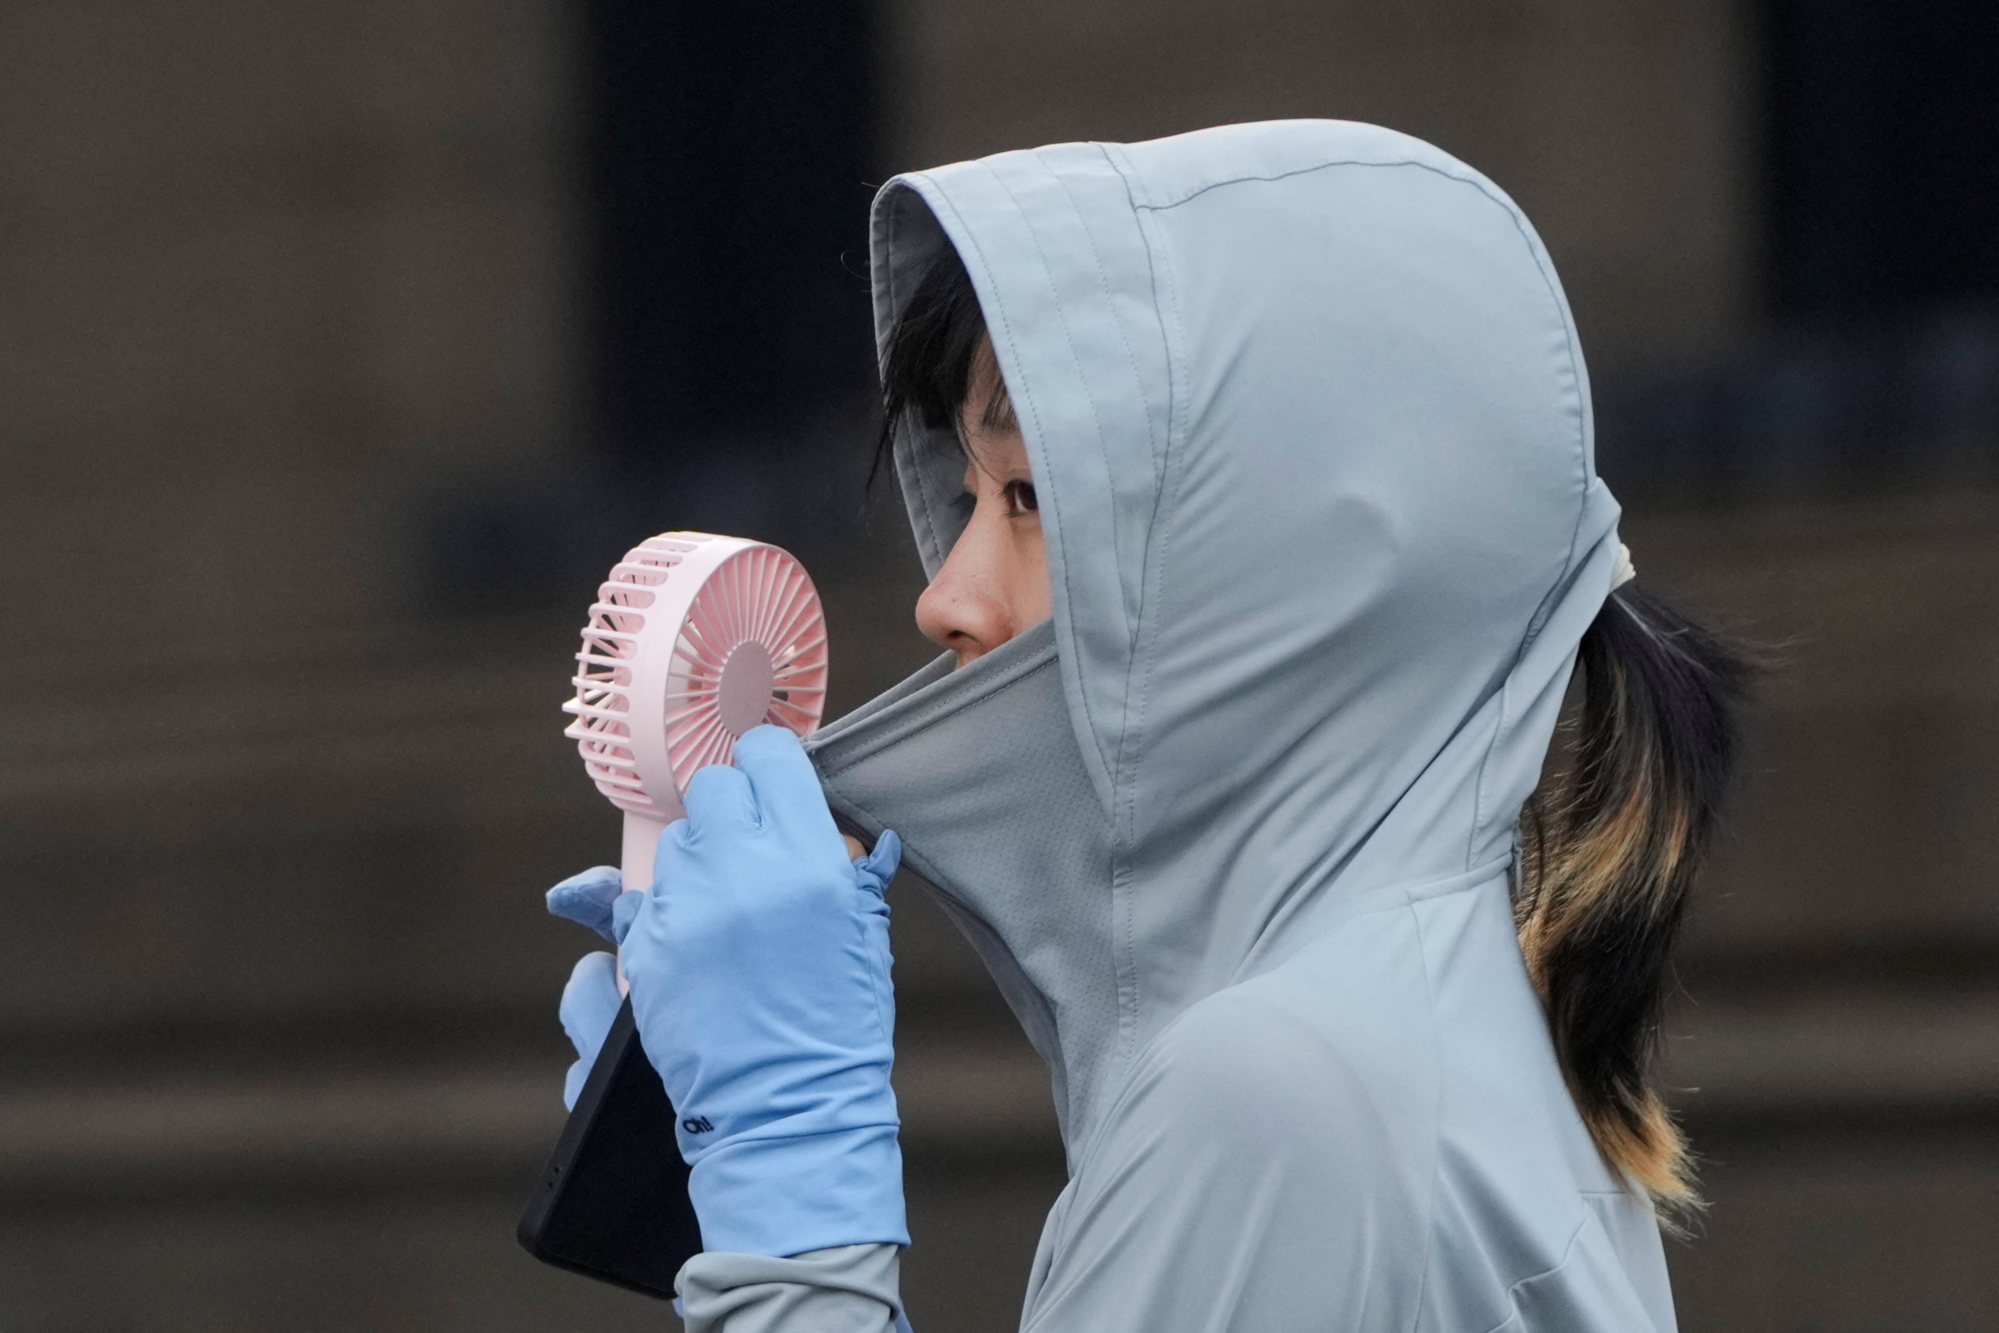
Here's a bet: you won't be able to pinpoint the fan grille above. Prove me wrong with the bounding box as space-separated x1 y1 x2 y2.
561 534 827 816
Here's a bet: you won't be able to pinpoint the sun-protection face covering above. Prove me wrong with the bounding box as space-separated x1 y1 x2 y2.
806 621 1126 1154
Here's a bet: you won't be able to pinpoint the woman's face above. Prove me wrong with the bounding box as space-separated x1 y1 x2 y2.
914 340 1052 666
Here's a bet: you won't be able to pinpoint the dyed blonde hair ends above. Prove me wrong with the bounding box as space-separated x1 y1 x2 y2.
1516 581 1750 1223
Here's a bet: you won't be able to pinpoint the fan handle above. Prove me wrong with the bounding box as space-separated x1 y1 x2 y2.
621 811 670 907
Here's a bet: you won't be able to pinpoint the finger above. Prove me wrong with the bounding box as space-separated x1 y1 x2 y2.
732 724 840 840
545 866 625 943
610 888 645 945
852 828 902 898
654 820 686 896
564 1059 590 1111
681 761 758 831
559 951 622 1063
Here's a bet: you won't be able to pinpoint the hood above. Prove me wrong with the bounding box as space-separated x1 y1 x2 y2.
807 120 1622 1162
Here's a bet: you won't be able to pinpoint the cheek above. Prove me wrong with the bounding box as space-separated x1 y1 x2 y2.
1011 523 1054 624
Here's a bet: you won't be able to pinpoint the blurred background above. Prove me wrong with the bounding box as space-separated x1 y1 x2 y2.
1 1 1994 1328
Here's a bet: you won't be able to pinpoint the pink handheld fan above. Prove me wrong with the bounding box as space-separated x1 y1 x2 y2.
562 531 829 895
520 532 822 1295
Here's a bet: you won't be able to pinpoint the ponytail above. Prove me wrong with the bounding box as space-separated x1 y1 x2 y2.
1515 580 1750 1220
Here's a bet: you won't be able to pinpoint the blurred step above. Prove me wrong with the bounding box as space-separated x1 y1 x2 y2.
0 1028 1056 1204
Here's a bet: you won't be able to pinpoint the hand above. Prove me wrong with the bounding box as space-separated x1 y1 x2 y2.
544 726 906 1258
622 725 906 1256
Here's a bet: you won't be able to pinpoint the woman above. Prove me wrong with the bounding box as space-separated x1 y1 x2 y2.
549 120 1746 1332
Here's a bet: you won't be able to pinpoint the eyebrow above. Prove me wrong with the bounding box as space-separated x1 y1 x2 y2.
981 379 1018 434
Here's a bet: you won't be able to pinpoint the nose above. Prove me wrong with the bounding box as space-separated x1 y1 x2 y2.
915 524 1018 666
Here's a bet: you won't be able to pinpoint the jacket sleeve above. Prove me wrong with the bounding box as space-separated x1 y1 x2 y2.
676 1244 912 1333
1018 989 1434 1333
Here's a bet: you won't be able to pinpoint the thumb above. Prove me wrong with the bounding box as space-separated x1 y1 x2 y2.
852 829 902 898
546 866 625 943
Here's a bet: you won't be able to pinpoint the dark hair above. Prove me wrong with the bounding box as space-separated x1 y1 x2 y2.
874 248 1015 490
876 242 1751 1220
1517 582 1749 1219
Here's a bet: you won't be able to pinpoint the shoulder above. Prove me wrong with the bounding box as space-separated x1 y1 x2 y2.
1112 976 1439 1181
1032 981 1440 1326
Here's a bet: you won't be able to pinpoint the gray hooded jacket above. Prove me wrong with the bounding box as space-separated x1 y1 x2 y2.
677 119 1677 1333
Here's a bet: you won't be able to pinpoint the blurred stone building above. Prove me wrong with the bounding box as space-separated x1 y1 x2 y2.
0 2 1992 1329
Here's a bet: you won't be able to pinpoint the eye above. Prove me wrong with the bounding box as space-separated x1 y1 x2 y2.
1002 480 1038 517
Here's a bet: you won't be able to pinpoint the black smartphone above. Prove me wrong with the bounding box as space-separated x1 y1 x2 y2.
517 998 700 1298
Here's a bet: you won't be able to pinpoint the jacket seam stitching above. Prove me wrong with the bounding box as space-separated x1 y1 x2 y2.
1404 895 1447 1333
980 158 1128 808
880 184 949 575
1098 139 1183 1064
1454 168 1594 870
1053 149 1157 836
1135 154 1453 210
1471 1213 1594 1333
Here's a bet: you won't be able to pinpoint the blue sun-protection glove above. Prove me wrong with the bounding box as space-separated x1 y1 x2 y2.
542 864 628 1110
547 724 907 1258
